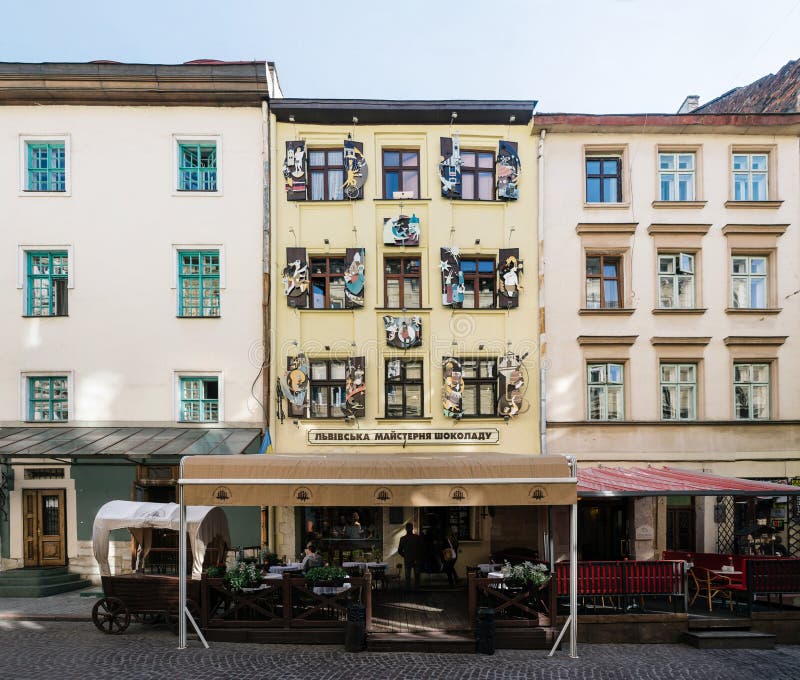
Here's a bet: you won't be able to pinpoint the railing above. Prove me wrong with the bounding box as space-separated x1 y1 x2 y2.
468 573 552 628
555 560 687 614
748 558 800 596
201 573 372 630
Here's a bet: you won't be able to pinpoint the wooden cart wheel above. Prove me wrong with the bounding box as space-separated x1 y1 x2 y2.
166 599 199 635
92 597 131 635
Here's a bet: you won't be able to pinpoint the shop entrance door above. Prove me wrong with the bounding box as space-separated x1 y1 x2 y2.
578 500 629 560
22 489 67 567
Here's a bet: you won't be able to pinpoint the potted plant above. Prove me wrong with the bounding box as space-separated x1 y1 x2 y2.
500 561 551 590
205 565 226 579
304 565 347 588
224 561 262 592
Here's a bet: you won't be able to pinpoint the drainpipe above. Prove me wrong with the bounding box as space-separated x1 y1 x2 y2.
537 129 547 455
261 98 272 438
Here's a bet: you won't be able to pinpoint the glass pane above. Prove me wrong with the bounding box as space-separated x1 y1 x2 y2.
734 365 750 383
751 173 767 201
478 153 494 169
383 151 400 167
731 257 748 275
731 278 747 308
386 359 401 380
679 386 694 420
660 174 675 201
405 385 422 417
750 277 766 308
329 259 345 274
588 385 604 420
330 362 346 380
679 365 695 383
588 365 605 384
479 384 495 415
461 176 475 200
661 364 677 383
479 360 495 378
608 364 623 383
404 278 420 307
659 154 675 171
602 177 618 202
750 257 767 275
402 170 419 197
586 159 601 174
606 385 623 419
659 276 675 308
386 385 403 417
751 385 768 419
330 386 345 418
602 260 618 278
42 496 60 535
462 384 477 415
585 257 601 276
460 260 477 273
461 360 478 379
678 154 694 170
309 151 325 166
661 385 676 419
679 253 693 274
751 155 767 171
405 362 423 381
603 280 620 308
312 280 326 308
311 363 328 380
328 170 344 200
384 172 399 198
402 152 418 167
310 259 327 275
477 172 493 200
732 155 748 171
603 159 619 174
329 277 345 309
461 152 476 168
677 276 693 307
734 385 750 419
678 174 694 201
385 280 400 308
752 364 769 383
586 177 600 202
385 259 401 275
311 386 328 417
659 256 675 274
733 174 749 201
478 278 494 308
404 259 420 274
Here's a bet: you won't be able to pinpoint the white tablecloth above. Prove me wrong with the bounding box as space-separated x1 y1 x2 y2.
342 562 389 570
269 563 303 574
488 571 505 579
313 582 352 595
478 563 502 574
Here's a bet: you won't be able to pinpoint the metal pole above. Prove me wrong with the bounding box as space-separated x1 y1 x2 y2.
569 455 578 658
178 459 187 649
548 505 554 573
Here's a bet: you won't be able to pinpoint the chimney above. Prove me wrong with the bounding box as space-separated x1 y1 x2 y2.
677 95 699 114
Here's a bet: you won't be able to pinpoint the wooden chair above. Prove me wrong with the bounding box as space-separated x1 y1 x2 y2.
689 567 735 612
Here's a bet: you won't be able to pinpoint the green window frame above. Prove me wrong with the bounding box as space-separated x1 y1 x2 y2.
660 363 697 421
734 363 770 420
28 376 69 422
587 363 624 420
178 251 220 317
178 142 217 191
180 377 219 422
27 251 68 316
26 142 66 192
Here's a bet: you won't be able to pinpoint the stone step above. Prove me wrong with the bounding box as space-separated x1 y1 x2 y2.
683 630 776 650
0 567 69 579
368 631 474 653
688 617 752 631
0 578 93 598
0 572 85 586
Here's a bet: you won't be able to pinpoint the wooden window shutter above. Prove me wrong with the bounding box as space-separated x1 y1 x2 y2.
496 140 520 200
344 248 366 308
283 247 309 308
284 141 307 201
439 136 462 199
497 248 522 309
345 356 366 417
342 140 367 200
440 247 464 307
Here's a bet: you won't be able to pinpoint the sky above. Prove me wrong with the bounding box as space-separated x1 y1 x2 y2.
2 0 800 113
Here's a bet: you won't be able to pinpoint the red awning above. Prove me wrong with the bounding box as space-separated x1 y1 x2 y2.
578 466 800 498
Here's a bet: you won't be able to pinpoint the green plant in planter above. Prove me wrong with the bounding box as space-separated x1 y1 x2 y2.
224 561 261 591
205 565 226 579
500 561 551 588
304 566 347 584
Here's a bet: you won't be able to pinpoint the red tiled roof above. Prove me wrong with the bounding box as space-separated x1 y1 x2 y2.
696 58 800 113
578 466 800 497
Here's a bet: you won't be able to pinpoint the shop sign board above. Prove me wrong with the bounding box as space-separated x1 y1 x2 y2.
307 428 500 445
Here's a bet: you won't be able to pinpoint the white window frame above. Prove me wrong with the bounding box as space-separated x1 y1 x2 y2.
586 362 625 421
658 252 695 309
658 151 695 201
20 371 75 422
733 363 770 420
730 254 768 309
660 363 697 421
170 244 227 316
19 134 72 196
731 152 768 201
17 244 75 316
171 134 222 196
173 370 224 423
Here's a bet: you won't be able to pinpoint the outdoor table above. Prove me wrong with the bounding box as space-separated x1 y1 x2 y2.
478 563 502 574
342 561 388 570
269 563 303 574
488 571 504 579
312 582 352 596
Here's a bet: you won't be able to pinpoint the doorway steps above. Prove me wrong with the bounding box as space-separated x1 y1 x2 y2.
367 627 559 653
684 617 775 649
0 567 92 598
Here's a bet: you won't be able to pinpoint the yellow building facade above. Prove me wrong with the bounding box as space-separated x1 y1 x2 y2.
268 100 543 573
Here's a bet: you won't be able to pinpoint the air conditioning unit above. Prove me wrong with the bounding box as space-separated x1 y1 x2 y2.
392 191 414 200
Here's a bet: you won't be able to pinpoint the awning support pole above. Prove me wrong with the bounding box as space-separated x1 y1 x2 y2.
178 459 187 650
548 613 571 657
569 495 578 658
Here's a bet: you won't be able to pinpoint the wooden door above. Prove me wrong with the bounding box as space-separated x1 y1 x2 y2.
22 489 66 567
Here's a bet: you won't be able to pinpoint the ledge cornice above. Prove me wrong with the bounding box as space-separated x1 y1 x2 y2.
577 335 638 346
723 336 788 346
576 223 638 235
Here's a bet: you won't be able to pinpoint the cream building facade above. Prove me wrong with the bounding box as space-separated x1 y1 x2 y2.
535 113 800 560
0 62 277 577
268 100 547 572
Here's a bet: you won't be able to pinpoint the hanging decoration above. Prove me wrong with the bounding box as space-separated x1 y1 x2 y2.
342 139 367 199
497 248 522 309
344 356 366 417
382 214 420 246
344 248 366 308
439 135 462 198
497 353 524 418
496 140 520 200
383 316 422 349
442 357 464 418
440 246 464 307
283 247 309 308
283 141 307 200
280 353 309 407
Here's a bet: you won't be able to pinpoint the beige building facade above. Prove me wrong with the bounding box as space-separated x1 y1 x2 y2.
268 100 548 572
535 113 800 560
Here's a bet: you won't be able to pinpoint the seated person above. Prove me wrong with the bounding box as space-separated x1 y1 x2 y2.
345 512 363 539
301 543 324 573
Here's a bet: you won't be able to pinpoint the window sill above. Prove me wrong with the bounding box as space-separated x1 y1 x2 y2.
297 308 355 312
445 199 508 206
373 198 432 202
651 308 707 315
578 308 635 316
375 417 433 422
724 200 783 208
22 314 69 318
451 417 508 422
651 200 707 209
583 202 631 209
19 190 71 197
375 307 432 312
451 308 509 313
547 419 797 427
173 190 222 197
301 198 361 204
725 307 782 315
176 315 221 319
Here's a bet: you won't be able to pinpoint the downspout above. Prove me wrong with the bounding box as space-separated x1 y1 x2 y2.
537 129 547 455
261 97 272 438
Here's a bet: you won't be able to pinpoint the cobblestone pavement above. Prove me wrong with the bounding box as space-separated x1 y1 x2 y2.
0 620 797 680
0 586 98 619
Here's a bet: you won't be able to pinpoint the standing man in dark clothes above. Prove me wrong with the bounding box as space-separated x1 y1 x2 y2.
441 525 460 586
398 522 424 589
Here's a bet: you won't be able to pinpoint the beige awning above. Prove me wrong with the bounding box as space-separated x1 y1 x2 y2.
181 452 576 507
